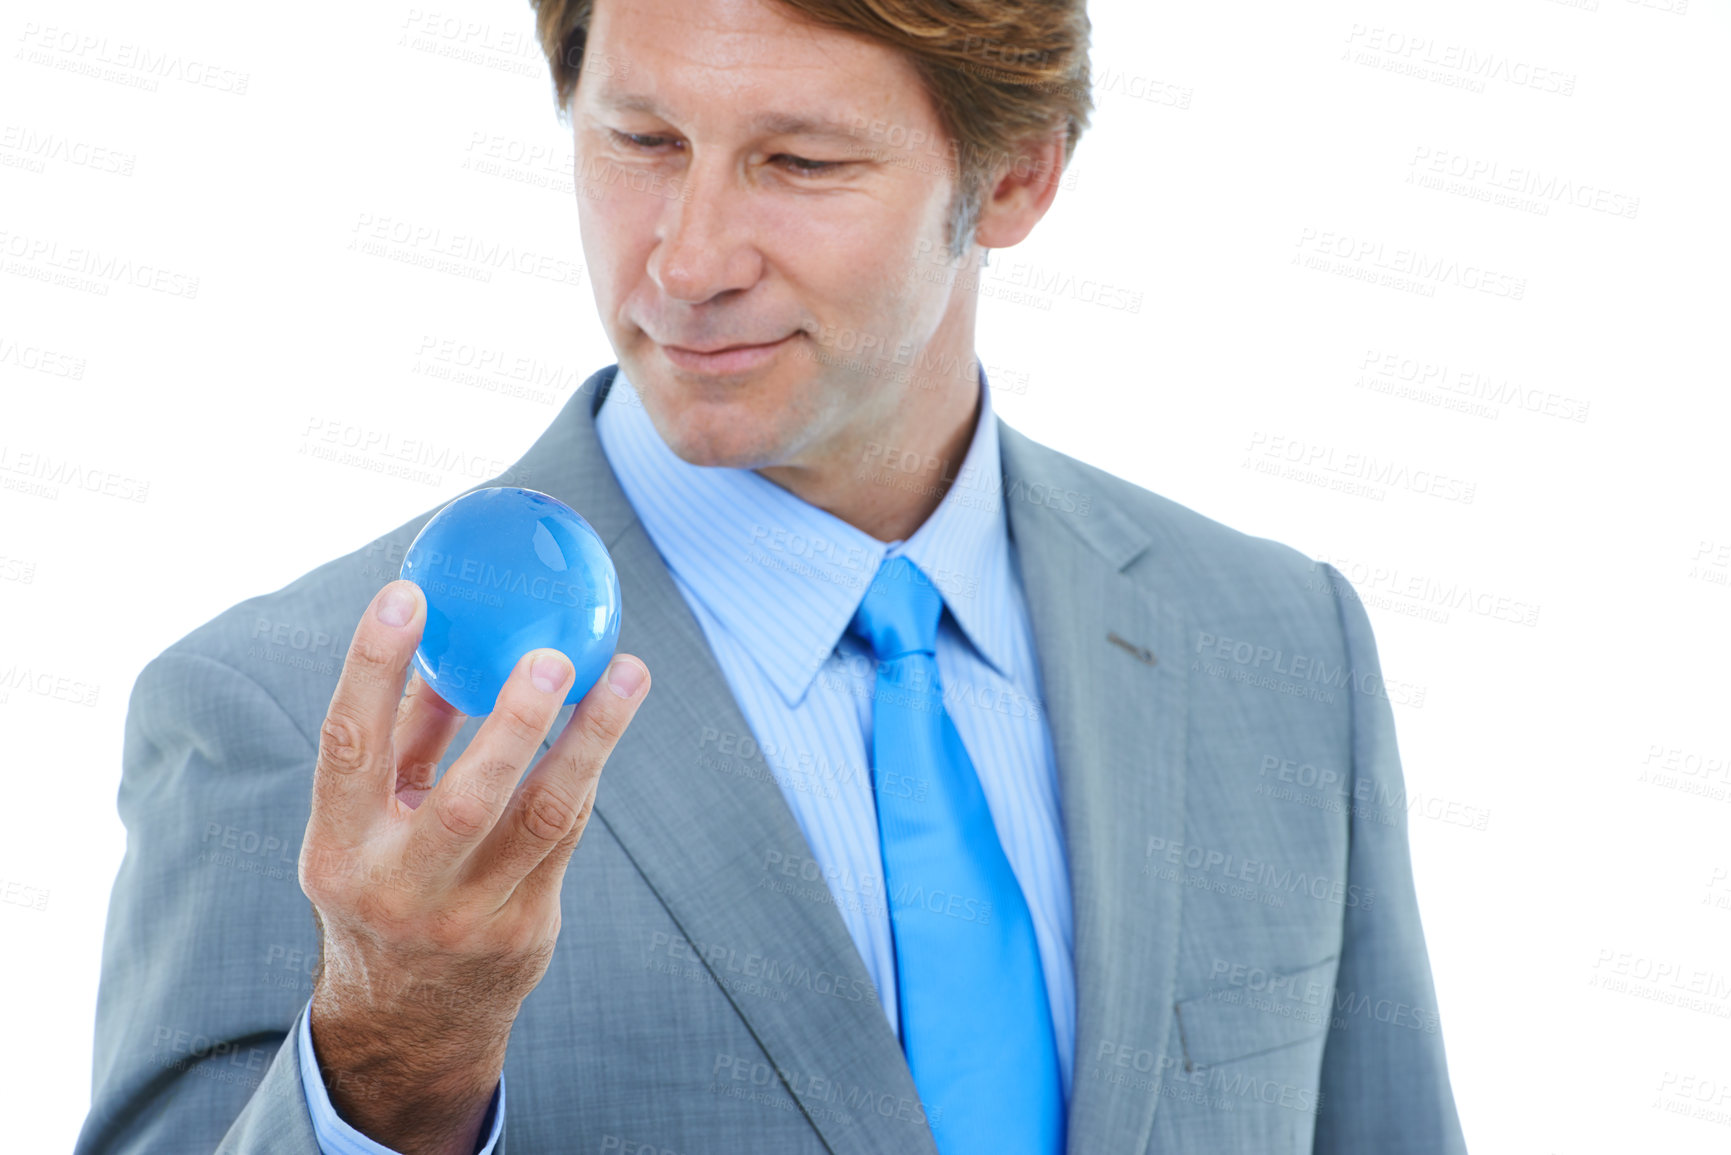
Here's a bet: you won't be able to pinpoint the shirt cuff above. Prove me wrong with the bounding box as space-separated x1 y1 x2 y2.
296 997 505 1155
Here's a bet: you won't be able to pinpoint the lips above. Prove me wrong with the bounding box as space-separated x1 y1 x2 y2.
664 338 788 354
657 333 800 375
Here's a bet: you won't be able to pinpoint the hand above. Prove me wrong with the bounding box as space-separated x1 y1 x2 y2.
298 578 650 1154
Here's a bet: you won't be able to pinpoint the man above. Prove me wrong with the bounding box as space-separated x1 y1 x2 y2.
78 0 1467 1151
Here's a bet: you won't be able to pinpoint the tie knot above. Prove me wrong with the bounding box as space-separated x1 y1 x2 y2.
848 556 944 661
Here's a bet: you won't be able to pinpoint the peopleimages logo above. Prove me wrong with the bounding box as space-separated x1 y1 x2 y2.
1244 432 1478 505
1293 227 1526 301
1144 836 1376 910
414 550 603 611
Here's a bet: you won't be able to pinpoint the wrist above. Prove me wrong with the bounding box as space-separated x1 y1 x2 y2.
307 985 510 1153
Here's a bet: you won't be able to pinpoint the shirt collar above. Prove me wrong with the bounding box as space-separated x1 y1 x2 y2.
594 362 1016 707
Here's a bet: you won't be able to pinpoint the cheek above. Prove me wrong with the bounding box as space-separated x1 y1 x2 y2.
795 225 924 319
767 191 913 270
576 182 664 276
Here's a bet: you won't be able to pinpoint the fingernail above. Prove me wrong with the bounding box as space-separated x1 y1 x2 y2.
607 657 645 699
531 652 572 695
377 582 416 628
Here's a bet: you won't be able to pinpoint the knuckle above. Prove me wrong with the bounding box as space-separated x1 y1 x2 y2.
348 634 397 674
499 912 556 962
298 856 335 905
431 791 491 840
494 696 552 746
576 700 628 749
519 788 580 844
299 847 335 895
317 711 372 776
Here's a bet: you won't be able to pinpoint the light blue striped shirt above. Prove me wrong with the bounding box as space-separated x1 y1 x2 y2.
300 363 1075 1153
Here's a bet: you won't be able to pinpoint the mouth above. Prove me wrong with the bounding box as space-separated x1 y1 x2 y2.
658 333 800 376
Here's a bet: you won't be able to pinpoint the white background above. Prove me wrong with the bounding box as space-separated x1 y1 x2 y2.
3 0 1728 1150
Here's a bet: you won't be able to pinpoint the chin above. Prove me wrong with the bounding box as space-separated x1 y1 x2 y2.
624 361 811 469
669 428 787 471
642 392 787 471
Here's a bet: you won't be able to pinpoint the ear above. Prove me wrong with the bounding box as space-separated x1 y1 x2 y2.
972 129 1070 250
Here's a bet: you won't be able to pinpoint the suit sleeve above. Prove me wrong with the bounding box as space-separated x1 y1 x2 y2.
1310 564 1468 1155
74 649 333 1154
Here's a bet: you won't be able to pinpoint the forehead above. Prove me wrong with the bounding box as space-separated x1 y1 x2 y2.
580 0 935 134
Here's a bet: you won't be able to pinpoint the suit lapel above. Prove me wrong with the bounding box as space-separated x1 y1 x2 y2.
998 421 1190 1155
528 368 938 1155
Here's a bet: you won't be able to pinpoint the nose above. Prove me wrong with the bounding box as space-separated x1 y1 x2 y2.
647 151 764 304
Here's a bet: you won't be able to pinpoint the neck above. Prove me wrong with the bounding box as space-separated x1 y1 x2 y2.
755 364 982 544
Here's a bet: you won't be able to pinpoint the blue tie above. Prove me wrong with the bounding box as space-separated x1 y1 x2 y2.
847 555 1064 1154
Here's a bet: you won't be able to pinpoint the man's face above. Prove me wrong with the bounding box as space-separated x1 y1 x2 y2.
571 0 974 473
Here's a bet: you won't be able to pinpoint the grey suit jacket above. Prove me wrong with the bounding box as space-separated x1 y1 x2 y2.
78 364 1466 1154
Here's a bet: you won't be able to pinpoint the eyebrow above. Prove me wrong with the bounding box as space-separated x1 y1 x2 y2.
596 92 868 142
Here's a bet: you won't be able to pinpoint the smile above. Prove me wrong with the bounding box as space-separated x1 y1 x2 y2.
659 333 800 375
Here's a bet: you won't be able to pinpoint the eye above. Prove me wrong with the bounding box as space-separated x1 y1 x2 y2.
611 130 678 151
773 154 841 175
607 131 842 175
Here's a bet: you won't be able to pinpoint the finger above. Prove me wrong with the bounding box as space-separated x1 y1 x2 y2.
392 671 467 808
506 782 590 912
466 655 650 900
406 647 577 872
505 771 596 912
310 580 424 847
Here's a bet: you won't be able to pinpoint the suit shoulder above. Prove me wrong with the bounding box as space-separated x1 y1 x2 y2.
1132 482 1325 611
1007 428 1329 606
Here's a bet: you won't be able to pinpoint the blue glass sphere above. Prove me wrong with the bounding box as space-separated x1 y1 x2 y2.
399 487 621 716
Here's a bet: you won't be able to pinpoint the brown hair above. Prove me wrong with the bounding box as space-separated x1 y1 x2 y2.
528 0 1093 259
